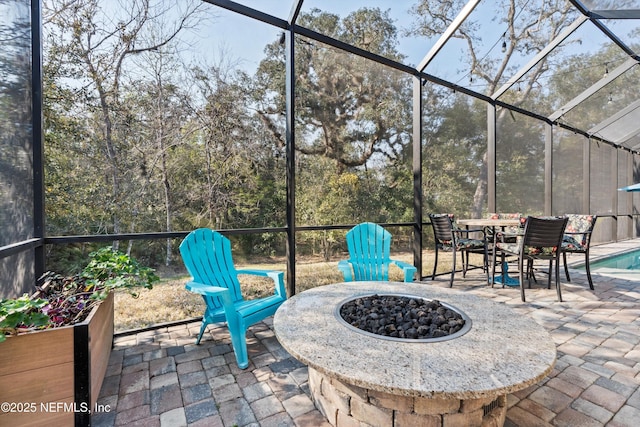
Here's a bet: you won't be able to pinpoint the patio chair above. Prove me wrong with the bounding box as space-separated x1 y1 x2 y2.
179 228 287 369
429 213 488 287
338 222 417 282
492 216 568 302
562 214 598 290
485 212 523 243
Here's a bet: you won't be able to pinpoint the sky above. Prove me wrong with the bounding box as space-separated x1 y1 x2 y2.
193 0 432 74
182 0 637 100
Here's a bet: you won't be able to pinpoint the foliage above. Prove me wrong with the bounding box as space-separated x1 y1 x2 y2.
39 1 627 273
81 247 159 299
254 8 411 172
423 91 487 216
0 296 50 343
43 0 206 245
0 248 159 342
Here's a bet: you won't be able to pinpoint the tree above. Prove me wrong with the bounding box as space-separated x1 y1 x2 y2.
178 65 281 231
254 7 412 173
123 47 194 264
43 0 204 245
421 87 487 217
251 7 415 256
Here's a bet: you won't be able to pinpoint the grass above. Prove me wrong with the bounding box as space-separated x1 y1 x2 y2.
113 251 486 332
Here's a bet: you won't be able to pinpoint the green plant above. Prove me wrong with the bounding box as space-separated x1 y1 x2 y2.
0 247 159 342
81 247 159 300
0 295 51 342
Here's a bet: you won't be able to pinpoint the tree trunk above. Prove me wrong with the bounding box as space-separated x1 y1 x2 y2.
472 151 488 218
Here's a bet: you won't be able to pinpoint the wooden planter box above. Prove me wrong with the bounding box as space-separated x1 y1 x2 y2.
0 292 114 427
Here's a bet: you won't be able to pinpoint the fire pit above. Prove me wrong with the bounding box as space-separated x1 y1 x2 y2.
273 282 556 427
338 294 471 342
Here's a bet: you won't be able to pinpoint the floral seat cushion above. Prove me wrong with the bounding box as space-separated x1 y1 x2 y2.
456 238 486 250
437 238 485 251
562 235 586 252
562 214 595 252
497 242 559 256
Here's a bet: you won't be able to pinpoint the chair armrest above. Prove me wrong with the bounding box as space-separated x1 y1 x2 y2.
337 260 354 282
564 231 592 238
185 281 236 311
495 231 522 242
455 227 484 234
563 231 592 238
454 227 486 241
184 280 237 324
236 268 277 276
454 227 487 244
390 259 417 282
236 269 287 299
185 281 230 296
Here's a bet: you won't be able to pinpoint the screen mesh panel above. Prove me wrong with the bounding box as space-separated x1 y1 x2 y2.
0 0 35 297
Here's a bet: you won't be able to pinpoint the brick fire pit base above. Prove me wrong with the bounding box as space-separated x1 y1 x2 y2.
310 367 506 427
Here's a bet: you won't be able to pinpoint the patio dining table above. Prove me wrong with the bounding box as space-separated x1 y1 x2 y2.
456 218 521 228
457 218 521 286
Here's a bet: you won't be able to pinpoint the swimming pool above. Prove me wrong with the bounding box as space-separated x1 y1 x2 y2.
580 249 640 281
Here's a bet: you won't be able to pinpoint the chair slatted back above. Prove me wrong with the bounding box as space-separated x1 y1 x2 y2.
430 214 455 244
522 217 568 252
179 228 244 310
345 222 392 280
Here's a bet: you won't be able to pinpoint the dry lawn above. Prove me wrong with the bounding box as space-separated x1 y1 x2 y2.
114 251 486 332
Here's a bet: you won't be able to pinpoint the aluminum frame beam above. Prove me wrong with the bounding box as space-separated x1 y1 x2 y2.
284 29 296 296
412 77 423 276
32 0 45 279
569 0 639 60
588 98 640 144
590 10 640 19
549 58 638 122
417 0 481 72
202 0 287 29
491 15 588 100
288 0 303 24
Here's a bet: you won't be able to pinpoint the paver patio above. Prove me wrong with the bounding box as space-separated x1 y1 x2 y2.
92 240 640 427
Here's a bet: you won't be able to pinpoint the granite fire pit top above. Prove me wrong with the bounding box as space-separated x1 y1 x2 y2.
273 281 556 400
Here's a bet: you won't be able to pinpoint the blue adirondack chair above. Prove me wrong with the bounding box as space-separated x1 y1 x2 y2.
338 222 417 282
179 228 287 369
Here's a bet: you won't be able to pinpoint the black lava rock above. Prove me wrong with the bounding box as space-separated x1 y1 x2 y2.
339 294 465 340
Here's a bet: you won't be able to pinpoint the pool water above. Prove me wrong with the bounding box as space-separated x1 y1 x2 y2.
589 249 640 270
578 249 640 281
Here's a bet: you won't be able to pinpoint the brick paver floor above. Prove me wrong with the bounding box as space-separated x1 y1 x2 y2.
92 241 640 427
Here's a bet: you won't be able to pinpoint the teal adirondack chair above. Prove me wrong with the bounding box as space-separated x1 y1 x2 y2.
338 222 417 282
179 228 287 369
